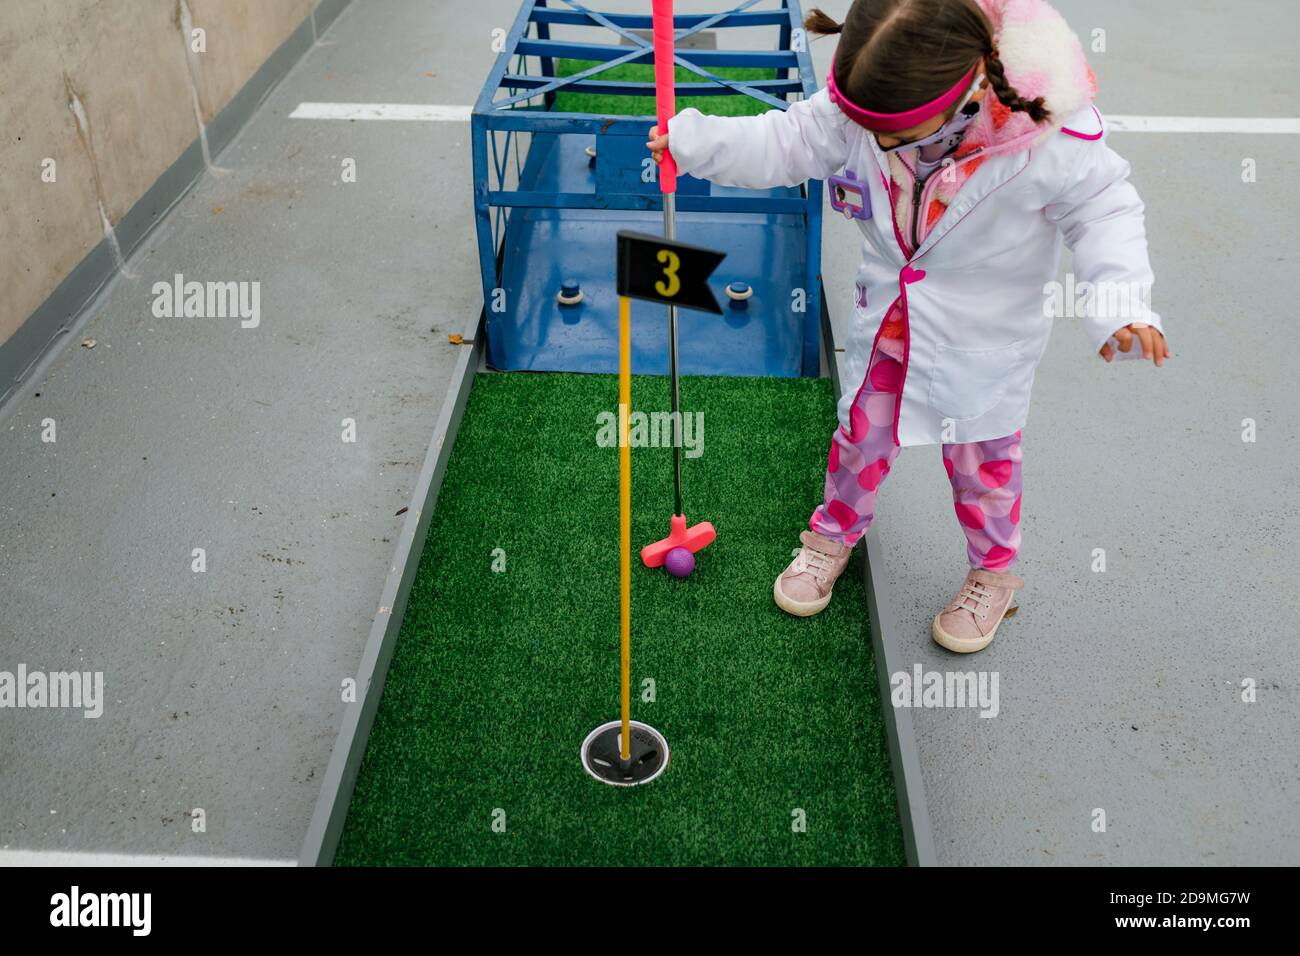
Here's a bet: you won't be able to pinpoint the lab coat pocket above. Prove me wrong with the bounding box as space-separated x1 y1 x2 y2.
927 340 1024 422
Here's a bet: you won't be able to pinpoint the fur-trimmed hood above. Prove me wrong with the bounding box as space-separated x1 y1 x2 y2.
964 0 1097 154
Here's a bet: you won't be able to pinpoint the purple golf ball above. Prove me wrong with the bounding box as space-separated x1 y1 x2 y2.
665 547 695 578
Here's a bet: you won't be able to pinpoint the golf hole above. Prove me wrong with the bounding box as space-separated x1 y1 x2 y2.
580 720 669 786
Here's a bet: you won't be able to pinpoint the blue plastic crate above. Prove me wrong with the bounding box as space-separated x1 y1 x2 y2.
471 0 825 377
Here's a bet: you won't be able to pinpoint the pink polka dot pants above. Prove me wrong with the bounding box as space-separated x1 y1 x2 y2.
809 346 1024 571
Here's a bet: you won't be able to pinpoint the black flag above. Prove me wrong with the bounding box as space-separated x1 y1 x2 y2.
616 230 726 315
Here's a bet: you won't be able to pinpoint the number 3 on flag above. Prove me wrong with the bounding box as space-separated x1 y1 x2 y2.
617 231 726 314
655 249 682 299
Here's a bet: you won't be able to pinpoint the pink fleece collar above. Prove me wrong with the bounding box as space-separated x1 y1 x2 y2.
826 64 976 133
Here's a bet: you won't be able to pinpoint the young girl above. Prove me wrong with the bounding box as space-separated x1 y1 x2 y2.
648 0 1169 652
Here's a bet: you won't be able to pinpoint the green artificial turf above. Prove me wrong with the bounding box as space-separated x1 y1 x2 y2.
553 59 774 117
334 372 905 866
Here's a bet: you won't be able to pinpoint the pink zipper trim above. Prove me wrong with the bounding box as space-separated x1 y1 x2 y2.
892 267 926 445
897 153 919 255
879 171 910 258
894 280 910 446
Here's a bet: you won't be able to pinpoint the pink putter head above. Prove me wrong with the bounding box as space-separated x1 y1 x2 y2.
641 514 716 568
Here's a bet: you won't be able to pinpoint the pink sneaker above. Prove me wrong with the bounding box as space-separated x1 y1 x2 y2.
774 531 852 617
932 568 1023 653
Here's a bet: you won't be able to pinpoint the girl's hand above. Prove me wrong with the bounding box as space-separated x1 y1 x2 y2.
1100 323 1170 367
646 125 669 164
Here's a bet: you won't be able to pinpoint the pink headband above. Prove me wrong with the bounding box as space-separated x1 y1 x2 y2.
825 64 977 133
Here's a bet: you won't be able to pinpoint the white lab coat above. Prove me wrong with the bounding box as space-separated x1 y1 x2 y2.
669 90 1163 446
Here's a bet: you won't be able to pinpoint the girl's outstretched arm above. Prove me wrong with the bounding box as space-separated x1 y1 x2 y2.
1044 120 1170 365
649 88 851 190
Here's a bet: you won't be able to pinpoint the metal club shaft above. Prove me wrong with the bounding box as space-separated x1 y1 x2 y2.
663 192 684 518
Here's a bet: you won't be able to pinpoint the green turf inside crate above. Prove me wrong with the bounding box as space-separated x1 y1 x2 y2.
553 59 776 117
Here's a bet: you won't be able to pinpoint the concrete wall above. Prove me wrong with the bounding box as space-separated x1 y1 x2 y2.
0 0 318 349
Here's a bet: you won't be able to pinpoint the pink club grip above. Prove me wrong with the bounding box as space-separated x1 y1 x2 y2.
651 0 677 194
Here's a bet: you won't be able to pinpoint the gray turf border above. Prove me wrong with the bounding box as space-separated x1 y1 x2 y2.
297 313 484 867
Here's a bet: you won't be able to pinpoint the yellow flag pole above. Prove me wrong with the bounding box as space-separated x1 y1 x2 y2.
581 239 677 786
619 294 632 762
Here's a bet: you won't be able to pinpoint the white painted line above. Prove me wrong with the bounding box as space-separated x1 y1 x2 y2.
289 102 472 121
0 849 295 867
1107 115 1300 134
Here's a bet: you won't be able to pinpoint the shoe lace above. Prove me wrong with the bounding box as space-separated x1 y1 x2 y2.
954 579 994 620
798 544 836 583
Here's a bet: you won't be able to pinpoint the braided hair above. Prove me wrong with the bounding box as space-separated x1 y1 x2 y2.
984 43 1050 123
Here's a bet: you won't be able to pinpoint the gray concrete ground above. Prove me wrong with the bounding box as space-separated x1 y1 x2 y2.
815 0 1299 864
0 0 484 862
2 0 1295 865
